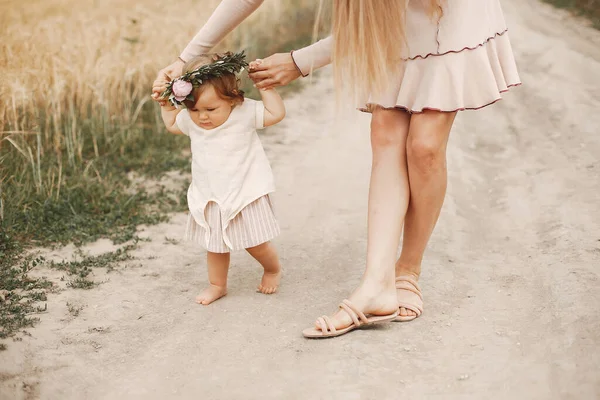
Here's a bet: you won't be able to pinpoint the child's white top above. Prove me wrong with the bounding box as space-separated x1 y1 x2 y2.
175 99 275 249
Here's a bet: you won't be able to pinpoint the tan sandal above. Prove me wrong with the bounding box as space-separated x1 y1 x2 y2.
394 276 423 322
302 299 399 339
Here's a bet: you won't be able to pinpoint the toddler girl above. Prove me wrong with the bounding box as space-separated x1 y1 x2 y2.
156 52 285 305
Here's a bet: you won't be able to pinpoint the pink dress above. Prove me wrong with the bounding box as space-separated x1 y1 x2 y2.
180 0 521 113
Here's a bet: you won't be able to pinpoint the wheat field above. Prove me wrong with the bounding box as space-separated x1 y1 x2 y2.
0 0 321 242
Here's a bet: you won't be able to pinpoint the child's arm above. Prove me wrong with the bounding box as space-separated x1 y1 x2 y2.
258 88 285 127
161 104 184 135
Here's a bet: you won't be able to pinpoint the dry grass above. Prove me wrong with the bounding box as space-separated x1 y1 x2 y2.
0 0 321 194
0 0 319 129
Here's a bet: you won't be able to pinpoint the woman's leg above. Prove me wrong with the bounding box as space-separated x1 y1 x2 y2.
318 107 411 329
246 241 281 294
395 110 457 317
196 251 230 305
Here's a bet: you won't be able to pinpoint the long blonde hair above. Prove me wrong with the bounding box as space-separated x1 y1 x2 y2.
326 0 442 104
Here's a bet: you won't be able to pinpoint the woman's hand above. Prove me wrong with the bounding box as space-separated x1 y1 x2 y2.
151 59 185 105
248 52 302 90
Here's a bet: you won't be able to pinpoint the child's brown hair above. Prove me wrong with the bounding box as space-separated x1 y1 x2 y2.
182 54 245 109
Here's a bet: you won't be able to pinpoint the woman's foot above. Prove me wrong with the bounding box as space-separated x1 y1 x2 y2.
399 306 417 319
258 269 281 294
314 281 398 331
395 267 421 319
195 284 227 305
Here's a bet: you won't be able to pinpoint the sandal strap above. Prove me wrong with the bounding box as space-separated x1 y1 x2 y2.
395 276 421 290
339 302 362 326
341 299 369 324
397 301 423 315
317 317 328 333
396 282 423 300
395 276 423 299
322 315 337 333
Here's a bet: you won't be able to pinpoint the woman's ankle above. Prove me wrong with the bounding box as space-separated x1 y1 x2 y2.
394 263 421 280
360 274 397 293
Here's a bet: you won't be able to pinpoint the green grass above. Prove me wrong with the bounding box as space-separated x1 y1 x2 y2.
0 231 52 343
66 302 84 317
543 0 600 28
0 229 140 344
1 107 190 247
49 244 137 288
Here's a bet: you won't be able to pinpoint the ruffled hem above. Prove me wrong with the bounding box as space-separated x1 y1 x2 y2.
360 31 521 114
406 29 508 61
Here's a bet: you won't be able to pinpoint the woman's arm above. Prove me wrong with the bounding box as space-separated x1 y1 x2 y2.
290 36 332 77
248 36 333 90
180 0 265 62
259 89 285 127
152 0 265 101
161 105 184 135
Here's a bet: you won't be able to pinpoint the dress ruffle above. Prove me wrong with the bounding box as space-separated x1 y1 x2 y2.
360 31 521 114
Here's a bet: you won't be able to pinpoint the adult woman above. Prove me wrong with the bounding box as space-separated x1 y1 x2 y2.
152 0 520 338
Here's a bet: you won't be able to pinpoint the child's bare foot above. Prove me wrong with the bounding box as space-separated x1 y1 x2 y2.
246 242 281 295
195 284 227 305
258 270 280 294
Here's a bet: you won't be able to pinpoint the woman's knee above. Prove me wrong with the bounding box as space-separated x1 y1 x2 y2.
407 137 445 173
370 108 409 149
407 112 455 173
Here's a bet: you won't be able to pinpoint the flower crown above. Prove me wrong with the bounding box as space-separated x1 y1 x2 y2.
161 51 248 107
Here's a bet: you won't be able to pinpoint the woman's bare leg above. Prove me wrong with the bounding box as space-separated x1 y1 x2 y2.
395 110 457 318
317 107 411 329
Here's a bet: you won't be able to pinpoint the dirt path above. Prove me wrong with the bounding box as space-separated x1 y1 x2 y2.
2 1 599 398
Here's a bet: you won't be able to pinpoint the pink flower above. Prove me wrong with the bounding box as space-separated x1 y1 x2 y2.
172 79 193 102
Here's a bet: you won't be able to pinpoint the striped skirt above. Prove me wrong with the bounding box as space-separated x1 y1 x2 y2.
184 195 280 253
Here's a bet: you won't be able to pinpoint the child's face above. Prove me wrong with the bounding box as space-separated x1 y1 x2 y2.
189 84 234 130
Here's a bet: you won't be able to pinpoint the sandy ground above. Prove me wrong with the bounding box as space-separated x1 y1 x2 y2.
2 0 600 399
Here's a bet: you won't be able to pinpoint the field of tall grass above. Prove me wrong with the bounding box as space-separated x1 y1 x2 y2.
0 0 324 345
543 0 600 28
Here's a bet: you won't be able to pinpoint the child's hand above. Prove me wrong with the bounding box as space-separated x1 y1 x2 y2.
248 59 263 72
249 59 275 90
152 77 170 106
249 60 274 90
151 59 184 105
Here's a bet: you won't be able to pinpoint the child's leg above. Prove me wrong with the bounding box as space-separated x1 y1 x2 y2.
196 251 230 305
246 242 281 294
